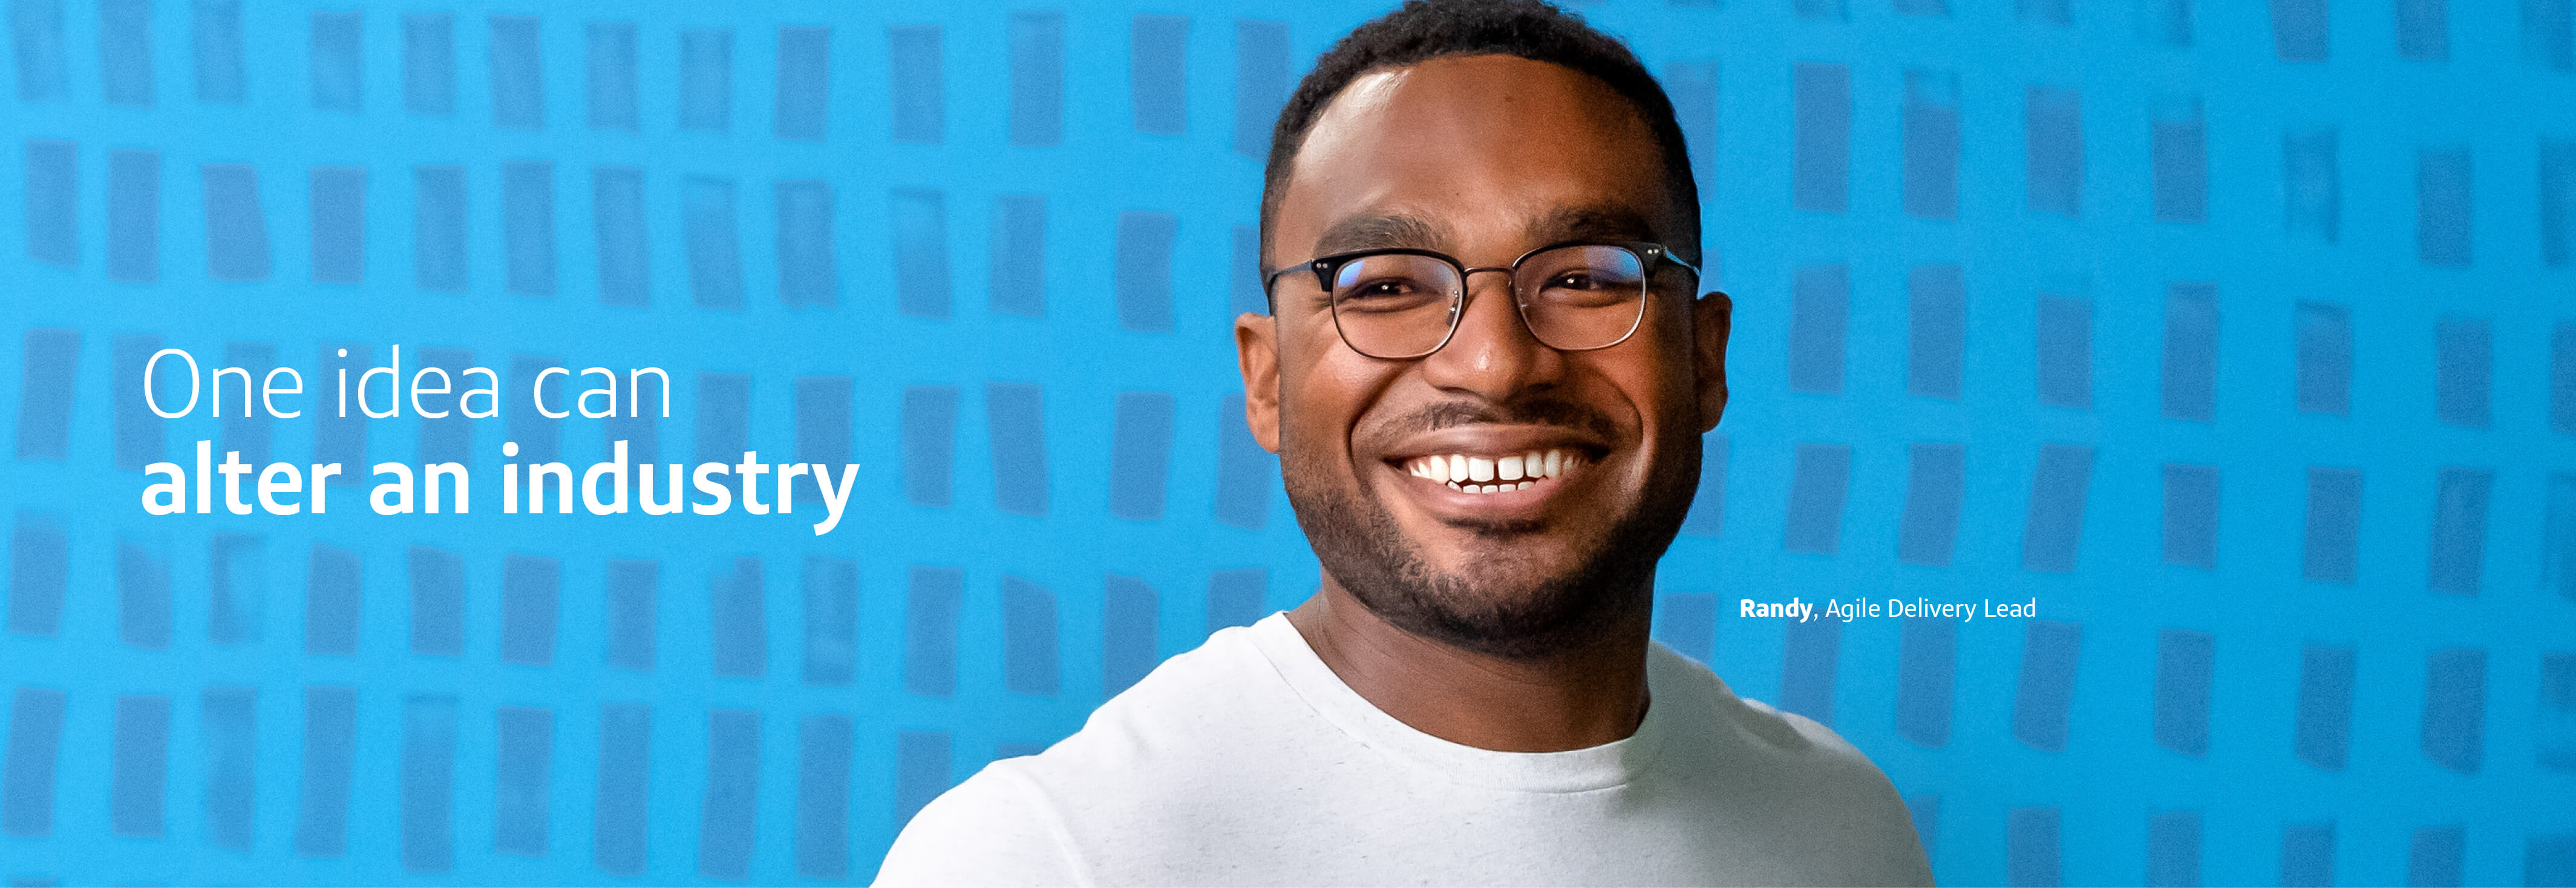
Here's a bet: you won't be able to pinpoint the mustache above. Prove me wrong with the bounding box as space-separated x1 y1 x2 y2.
1384 397 1619 442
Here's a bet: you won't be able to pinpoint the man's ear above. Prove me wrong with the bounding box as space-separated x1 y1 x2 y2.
1692 291 1731 434
1235 312 1284 453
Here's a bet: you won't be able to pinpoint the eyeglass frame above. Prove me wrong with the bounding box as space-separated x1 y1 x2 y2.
1261 240 1704 360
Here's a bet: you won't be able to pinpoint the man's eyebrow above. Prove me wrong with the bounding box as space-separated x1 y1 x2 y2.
1312 214 1448 257
1525 205 1661 245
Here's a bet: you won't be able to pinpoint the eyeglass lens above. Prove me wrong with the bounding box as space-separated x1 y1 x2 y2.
1327 245 1648 358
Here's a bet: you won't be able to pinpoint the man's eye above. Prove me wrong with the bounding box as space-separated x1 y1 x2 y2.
1542 268 1641 293
1348 279 1417 297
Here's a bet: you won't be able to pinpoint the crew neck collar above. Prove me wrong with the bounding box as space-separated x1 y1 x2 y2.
1243 611 1674 794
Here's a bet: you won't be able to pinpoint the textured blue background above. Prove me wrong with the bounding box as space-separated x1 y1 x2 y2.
2 0 2573 884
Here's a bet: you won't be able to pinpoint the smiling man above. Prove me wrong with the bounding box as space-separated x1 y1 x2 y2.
874 1 1931 884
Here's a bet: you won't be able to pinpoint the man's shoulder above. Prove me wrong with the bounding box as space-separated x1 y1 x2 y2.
1646 643 1932 883
1646 642 1894 777
1018 619 1321 784
874 622 1300 885
872 760 1077 886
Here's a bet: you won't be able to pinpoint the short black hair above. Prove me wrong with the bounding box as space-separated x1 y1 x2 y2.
1257 0 1700 292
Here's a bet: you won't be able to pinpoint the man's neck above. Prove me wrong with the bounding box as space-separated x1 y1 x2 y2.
1284 583 1652 753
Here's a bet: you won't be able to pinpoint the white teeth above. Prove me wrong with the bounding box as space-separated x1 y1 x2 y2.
1410 448 1583 491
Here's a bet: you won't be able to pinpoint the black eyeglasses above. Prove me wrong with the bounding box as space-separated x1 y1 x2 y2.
1263 241 1701 360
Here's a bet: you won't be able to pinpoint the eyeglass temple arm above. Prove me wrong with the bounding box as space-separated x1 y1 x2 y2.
1646 244 1703 279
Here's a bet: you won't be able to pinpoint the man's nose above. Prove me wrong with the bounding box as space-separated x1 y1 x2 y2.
1417 270 1562 400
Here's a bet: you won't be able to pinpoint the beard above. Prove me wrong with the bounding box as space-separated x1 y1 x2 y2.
1282 399 1702 661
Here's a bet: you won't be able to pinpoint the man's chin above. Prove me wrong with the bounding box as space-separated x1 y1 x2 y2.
1409 546 1592 591
1339 545 1644 660
1437 514 1553 538
1353 576 1634 660
1288 461 1687 660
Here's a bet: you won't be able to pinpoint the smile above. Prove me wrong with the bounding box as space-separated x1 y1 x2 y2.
1398 448 1584 495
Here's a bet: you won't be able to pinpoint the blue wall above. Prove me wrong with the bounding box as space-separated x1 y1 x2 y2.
1 0 2572 884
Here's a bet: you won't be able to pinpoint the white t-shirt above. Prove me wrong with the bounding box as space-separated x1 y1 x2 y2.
874 612 1932 887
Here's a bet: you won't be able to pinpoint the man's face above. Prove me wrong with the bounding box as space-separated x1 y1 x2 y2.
1237 54 1731 658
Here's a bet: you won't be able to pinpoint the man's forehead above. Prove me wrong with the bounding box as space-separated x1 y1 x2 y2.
1275 55 1677 260
1311 205 1663 258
